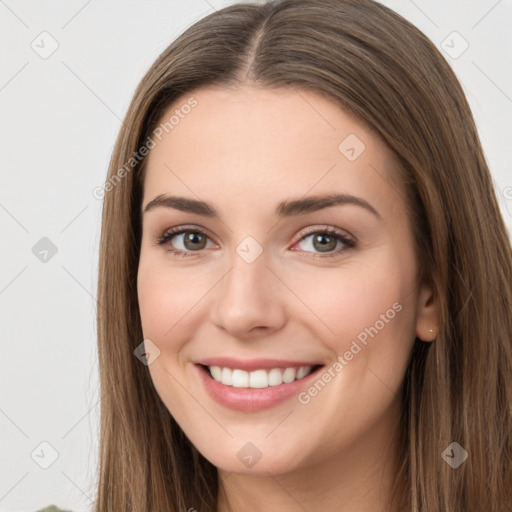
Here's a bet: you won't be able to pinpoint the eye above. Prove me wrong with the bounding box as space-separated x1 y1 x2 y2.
154 225 355 258
291 226 355 258
154 225 215 257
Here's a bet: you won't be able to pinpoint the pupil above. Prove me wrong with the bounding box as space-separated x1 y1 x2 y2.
185 232 206 250
314 234 336 252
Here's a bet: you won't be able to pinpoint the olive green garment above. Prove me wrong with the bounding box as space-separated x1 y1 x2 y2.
35 506 73 512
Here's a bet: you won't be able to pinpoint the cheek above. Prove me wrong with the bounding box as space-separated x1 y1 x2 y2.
285 252 417 398
137 255 210 341
136 257 203 415
137 265 172 340
287 257 409 344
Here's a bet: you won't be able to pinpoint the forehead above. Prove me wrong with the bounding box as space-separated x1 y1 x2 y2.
142 85 404 219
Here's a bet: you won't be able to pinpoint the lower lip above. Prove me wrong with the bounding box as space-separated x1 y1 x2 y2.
195 363 324 412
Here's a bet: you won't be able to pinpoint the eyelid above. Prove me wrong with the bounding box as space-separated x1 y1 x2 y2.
155 223 355 257
152 224 217 247
294 225 354 244
291 225 356 258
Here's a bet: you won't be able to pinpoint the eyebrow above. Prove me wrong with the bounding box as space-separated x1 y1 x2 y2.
143 192 381 219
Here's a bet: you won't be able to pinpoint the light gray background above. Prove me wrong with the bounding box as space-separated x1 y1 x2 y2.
1 1 510 511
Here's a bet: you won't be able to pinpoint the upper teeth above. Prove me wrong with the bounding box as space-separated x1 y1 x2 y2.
207 365 314 388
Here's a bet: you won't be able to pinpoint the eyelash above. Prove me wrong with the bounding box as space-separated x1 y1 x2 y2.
153 225 356 258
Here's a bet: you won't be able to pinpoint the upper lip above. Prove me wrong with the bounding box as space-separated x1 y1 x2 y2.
195 357 324 372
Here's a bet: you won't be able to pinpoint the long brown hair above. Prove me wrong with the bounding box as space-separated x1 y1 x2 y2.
95 1 512 510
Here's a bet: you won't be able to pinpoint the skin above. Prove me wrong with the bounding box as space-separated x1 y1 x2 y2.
137 85 438 512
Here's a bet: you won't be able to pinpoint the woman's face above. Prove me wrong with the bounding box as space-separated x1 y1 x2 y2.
137 85 436 476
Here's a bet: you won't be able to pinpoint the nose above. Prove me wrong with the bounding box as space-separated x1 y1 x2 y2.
209 248 286 339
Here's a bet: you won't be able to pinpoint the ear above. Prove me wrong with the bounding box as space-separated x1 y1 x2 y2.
415 281 438 342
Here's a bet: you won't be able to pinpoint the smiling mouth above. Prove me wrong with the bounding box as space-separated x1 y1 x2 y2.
199 364 324 389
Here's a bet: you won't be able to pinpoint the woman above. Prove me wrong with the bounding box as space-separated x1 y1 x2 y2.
95 0 512 510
